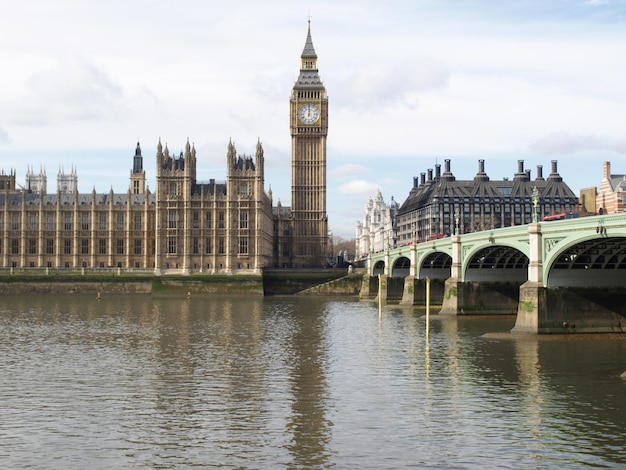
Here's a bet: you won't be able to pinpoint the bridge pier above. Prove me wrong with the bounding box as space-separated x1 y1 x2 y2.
400 276 445 306
374 274 388 303
512 281 546 334
363 274 407 303
399 276 416 305
439 278 462 314
439 235 464 314
439 278 520 315
511 223 545 332
360 274 373 299
513 283 626 334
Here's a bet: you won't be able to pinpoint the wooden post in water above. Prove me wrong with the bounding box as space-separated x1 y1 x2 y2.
378 274 382 318
425 277 431 340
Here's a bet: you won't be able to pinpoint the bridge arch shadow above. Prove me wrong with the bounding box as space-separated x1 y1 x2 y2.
373 260 385 276
420 252 452 279
547 236 626 287
464 245 529 283
391 256 410 278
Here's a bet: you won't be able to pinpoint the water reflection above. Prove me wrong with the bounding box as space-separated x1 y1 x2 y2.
514 338 545 454
0 296 625 468
272 298 332 468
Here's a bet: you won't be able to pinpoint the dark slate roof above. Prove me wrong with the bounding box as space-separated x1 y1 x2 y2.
609 174 626 191
295 71 324 89
162 155 185 171
301 23 317 59
398 165 577 216
192 181 227 197
233 156 255 171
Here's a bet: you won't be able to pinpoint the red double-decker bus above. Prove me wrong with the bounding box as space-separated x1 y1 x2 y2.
543 213 579 222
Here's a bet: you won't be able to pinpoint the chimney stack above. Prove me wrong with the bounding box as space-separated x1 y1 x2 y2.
536 165 544 180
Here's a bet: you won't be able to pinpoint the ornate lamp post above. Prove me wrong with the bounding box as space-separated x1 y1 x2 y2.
532 186 539 223
454 208 460 235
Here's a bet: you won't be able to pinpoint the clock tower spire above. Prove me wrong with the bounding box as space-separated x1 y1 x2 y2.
289 19 328 267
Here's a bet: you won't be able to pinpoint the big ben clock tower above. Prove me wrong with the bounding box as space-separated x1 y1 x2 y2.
290 20 329 267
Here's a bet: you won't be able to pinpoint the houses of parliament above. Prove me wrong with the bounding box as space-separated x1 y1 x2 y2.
0 23 329 274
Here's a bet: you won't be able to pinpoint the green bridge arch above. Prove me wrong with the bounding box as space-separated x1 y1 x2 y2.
369 213 626 286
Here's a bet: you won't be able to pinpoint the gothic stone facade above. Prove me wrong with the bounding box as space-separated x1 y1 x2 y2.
0 140 276 274
355 189 398 259
0 23 329 273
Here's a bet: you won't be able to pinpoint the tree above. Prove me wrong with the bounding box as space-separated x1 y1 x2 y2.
333 236 356 260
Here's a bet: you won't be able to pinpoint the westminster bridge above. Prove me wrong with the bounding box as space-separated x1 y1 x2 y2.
364 213 626 334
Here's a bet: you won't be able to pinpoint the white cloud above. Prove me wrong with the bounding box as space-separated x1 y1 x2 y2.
332 58 449 109
338 179 379 195
329 164 370 180
530 131 626 155
4 59 126 126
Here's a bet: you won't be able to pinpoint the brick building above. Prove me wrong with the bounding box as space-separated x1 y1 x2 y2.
594 161 626 215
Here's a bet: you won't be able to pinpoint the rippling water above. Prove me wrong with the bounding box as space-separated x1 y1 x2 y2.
0 295 625 469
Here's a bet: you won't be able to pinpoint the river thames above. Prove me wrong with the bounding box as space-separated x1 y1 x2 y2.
0 295 625 469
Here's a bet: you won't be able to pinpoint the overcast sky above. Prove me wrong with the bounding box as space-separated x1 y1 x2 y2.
1 0 625 238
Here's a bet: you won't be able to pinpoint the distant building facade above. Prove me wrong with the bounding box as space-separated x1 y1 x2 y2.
26 167 47 194
355 189 398 259
595 161 626 215
394 159 578 246
0 23 329 273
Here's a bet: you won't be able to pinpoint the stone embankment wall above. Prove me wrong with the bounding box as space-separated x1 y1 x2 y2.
262 269 350 295
0 272 362 296
0 281 153 295
295 273 364 296
0 276 264 296
153 278 264 296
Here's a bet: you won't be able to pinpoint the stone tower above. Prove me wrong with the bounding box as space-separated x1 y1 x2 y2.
130 142 146 194
154 138 197 274
226 138 268 273
289 20 329 267
57 166 77 194
26 166 47 194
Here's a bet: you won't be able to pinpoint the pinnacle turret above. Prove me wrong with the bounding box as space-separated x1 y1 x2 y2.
295 20 324 88
301 19 317 60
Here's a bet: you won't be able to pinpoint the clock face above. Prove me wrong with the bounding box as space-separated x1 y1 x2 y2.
298 104 319 124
